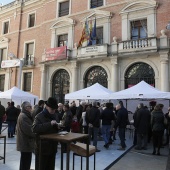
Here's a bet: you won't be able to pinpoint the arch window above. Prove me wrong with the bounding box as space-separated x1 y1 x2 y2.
125 62 155 88
84 66 108 88
52 69 70 103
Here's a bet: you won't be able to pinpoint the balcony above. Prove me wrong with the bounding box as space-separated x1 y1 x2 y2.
118 37 157 56
77 44 108 59
23 55 34 67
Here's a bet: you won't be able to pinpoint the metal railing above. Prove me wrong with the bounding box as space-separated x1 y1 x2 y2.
23 55 34 66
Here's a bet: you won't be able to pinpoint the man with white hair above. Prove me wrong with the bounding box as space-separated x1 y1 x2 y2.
56 103 64 121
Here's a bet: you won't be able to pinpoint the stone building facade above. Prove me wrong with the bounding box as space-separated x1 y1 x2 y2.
0 0 170 103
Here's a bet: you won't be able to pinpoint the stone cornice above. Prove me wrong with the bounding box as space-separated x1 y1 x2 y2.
120 0 157 15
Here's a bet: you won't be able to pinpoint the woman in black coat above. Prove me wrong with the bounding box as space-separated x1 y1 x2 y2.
151 104 165 155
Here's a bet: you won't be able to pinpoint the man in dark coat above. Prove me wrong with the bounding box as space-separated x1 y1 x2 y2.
32 100 44 120
56 103 64 122
0 101 5 134
114 103 128 150
86 101 101 152
6 101 18 138
100 103 115 148
76 101 86 122
134 103 150 150
32 97 59 170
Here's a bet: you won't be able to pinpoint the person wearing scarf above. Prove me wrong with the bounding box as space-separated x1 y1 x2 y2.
16 101 35 170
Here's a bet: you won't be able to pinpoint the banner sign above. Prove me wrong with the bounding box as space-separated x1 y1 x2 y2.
1 59 21 68
45 46 67 61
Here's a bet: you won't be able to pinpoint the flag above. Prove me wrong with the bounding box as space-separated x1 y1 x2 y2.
77 19 89 48
91 17 96 45
88 17 96 46
88 19 93 46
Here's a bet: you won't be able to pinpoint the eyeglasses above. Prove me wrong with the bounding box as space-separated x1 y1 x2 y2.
26 106 32 108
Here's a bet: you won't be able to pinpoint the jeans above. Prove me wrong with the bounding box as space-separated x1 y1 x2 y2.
7 121 15 134
118 127 126 148
88 126 99 148
102 125 111 144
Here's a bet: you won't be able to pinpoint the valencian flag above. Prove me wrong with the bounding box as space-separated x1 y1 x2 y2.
88 17 96 45
77 19 89 48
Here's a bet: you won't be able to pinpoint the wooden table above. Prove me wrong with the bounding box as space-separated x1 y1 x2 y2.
0 135 6 164
40 132 89 170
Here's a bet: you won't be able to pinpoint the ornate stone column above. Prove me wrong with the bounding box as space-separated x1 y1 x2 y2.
110 57 118 92
40 64 46 100
71 61 78 92
159 51 169 91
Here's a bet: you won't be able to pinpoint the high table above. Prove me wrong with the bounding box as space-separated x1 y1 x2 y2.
0 135 6 164
40 132 89 170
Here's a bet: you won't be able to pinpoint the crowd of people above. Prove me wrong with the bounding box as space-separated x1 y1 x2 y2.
0 98 169 170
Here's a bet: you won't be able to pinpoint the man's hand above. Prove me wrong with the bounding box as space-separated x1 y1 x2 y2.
51 120 57 126
88 123 93 128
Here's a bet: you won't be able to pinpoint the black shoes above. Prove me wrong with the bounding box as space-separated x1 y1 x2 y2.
104 143 109 149
152 150 160 156
96 149 101 152
134 146 142 150
152 150 156 155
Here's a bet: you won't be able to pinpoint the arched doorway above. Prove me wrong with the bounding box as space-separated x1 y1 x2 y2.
52 69 70 103
84 66 108 88
125 62 155 88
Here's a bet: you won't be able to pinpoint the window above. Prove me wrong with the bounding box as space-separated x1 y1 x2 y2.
3 21 9 34
96 27 103 44
125 62 155 88
131 20 147 40
0 48 7 61
58 34 68 47
59 1 69 17
23 72 32 91
28 13 35 28
25 43 34 65
84 66 108 88
0 74 5 91
90 0 103 8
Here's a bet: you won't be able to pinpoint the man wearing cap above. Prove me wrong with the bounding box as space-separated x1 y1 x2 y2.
32 97 60 170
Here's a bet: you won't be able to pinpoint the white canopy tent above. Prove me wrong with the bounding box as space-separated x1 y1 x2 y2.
109 81 170 100
0 86 39 107
65 83 113 100
109 81 170 113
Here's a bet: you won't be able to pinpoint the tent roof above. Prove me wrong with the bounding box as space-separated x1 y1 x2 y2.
0 86 39 101
109 81 170 99
65 83 113 100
